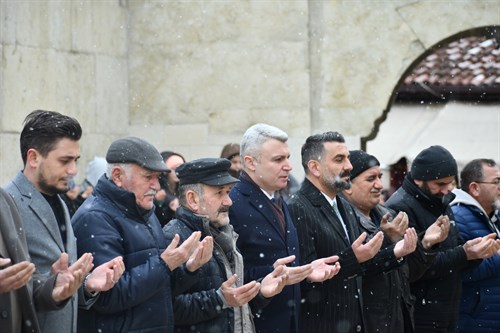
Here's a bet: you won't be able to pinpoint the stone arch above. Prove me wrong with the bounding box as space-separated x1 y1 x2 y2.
361 25 499 151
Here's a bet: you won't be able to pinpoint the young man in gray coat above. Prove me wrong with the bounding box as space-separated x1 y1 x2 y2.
3 110 124 333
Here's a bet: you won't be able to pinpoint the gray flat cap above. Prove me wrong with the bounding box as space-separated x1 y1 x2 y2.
106 136 170 173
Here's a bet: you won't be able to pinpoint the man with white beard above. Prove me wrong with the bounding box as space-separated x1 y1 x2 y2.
451 158 500 333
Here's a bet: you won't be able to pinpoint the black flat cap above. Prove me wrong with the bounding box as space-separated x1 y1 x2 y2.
176 158 239 186
106 136 170 173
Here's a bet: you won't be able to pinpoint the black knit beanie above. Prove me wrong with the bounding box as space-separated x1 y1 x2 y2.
411 145 457 180
349 150 380 180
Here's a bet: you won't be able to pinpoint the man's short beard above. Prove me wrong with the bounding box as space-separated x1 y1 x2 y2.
334 176 351 191
493 199 500 211
323 172 351 191
420 181 443 199
39 176 66 196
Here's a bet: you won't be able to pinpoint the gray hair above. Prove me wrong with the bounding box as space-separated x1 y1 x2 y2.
240 124 288 168
106 163 132 181
460 159 497 193
178 183 205 207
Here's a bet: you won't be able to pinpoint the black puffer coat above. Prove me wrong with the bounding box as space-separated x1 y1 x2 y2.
386 174 479 333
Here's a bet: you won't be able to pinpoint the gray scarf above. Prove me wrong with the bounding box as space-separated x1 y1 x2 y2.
202 220 255 333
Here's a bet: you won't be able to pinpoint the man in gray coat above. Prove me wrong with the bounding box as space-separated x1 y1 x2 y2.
0 187 98 333
3 110 125 333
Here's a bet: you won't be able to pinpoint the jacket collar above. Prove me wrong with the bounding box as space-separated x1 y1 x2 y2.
12 171 70 253
299 178 354 246
94 175 154 222
175 206 209 233
402 174 456 217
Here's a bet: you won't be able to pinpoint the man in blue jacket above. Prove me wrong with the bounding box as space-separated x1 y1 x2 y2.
72 136 208 333
451 158 500 332
229 124 341 333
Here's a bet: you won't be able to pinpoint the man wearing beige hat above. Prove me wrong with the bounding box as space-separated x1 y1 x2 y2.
72 136 211 333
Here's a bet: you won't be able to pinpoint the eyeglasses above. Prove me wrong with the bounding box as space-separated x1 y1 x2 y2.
475 178 500 186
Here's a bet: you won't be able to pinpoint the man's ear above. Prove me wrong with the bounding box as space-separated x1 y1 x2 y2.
111 167 124 187
343 186 353 196
243 155 256 172
307 160 321 178
469 182 481 198
414 179 424 188
185 190 200 212
26 148 40 169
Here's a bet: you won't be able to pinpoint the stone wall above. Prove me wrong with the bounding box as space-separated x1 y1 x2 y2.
0 1 128 184
1 0 498 184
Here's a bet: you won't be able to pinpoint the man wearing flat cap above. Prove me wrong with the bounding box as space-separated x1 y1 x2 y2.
386 145 500 333
343 150 449 333
163 157 293 333
72 136 211 333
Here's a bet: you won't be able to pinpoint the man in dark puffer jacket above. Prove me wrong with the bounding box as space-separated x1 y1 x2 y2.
164 158 293 333
73 137 205 333
386 145 500 333
343 150 449 333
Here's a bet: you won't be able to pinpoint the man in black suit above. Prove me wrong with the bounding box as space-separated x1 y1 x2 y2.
229 123 340 333
288 131 416 333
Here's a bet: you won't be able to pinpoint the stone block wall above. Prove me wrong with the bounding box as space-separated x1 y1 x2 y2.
0 0 498 184
0 0 128 183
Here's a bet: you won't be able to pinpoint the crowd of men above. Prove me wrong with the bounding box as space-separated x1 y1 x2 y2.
0 109 499 333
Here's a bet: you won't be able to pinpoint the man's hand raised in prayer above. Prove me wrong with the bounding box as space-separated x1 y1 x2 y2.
380 212 408 243
51 252 93 303
464 233 500 260
306 255 341 283
161 232 201 271
393 227 418 258
186 236 214 272
352 231 384 263
84 256 125 294
271 255 312 286
0 258 35 293
219 274 261 307
422 215 450 250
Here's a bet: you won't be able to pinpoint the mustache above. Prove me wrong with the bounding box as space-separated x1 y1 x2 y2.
218 205 231 214
144 189 157 196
